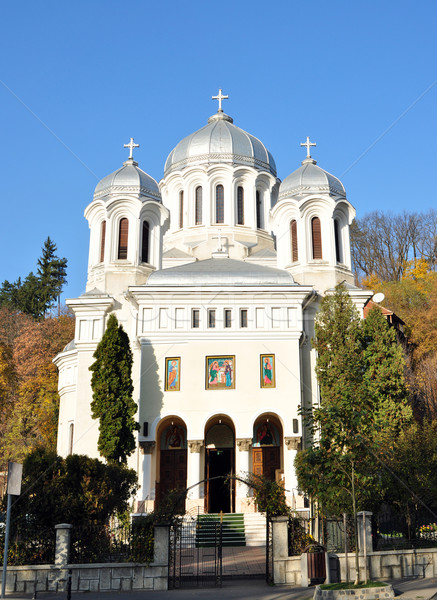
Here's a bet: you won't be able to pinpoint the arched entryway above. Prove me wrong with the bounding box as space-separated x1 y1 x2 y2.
252 414 283 483
204 415 235 513
156 417 187 511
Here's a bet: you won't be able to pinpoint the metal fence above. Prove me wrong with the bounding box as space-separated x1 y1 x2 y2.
70 519 154 564
0 524 55 565
374 510 437 550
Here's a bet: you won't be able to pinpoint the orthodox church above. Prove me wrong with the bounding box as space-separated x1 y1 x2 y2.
55 91 371 514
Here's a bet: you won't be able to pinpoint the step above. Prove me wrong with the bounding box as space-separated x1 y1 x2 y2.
244 513 267 547
196 513 246 547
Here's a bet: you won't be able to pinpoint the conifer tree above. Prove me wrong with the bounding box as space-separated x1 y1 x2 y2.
89 314 139 464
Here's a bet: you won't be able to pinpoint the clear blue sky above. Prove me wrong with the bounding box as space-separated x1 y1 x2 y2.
1 1 436 299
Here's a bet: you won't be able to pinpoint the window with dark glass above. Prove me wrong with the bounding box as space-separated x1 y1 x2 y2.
290 219 298 262
118 218 129 259
195 186 202 225
68 423 74 455
208 309 216 328
141 221 150 263
237 186 244 225
192 309 200 328
179 191 184 229
240 309 248 328
334 220 341 263
311 217 322 259
256 191 262 229
216 185 224 224
224 309 232 328
100 220 106 263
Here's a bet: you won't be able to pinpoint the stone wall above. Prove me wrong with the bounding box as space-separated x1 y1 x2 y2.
313 584 394 600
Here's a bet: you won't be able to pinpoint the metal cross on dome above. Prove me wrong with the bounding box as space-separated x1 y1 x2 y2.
212 88 229 112
124 137 140 159
300 136 316 159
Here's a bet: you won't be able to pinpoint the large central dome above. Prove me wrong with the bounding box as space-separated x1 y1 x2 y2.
164 111 277 177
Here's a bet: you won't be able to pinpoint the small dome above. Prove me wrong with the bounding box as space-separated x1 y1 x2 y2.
94 158 161 201
164 111 277 177
146 257 296 286
279 158 345 200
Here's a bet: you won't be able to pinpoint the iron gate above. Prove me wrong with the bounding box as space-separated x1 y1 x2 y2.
169 514 223 588
265 514 273 584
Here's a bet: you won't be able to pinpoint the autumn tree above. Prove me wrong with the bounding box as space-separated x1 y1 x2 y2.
90 314 139 464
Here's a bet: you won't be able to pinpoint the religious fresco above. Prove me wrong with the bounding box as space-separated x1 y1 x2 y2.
253 421 280 447
165 357 180 391
206 356 235 390
260 354 275 388
161 423 186 450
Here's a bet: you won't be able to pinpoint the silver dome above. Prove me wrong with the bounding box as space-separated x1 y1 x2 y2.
146 257 295 286
279 158 345 200
94 158 161 201
164 112 277 177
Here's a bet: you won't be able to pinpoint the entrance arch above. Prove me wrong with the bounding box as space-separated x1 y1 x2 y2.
252 414 283 483
156 417 187 511
204 415 235 513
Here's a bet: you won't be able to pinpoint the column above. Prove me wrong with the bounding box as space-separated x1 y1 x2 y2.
54 523 73 567
138 441 155 509
187 440 203 499
284 436 302 504
236 438 251 510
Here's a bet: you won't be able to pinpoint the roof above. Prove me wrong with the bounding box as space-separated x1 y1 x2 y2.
164 111 277 177
94 158 161 201
146 257 296 286
279 158 345 199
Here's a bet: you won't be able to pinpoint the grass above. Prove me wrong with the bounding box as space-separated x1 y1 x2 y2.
320 582 388 590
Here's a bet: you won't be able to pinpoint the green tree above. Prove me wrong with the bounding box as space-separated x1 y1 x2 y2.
90 314 139 464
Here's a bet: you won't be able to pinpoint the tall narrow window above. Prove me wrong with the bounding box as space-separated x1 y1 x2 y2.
290 220 298 262
141 221 150 263
192 309 200 328
100 220 106 263
216 185 224 224
237 186 244 225
195 186 202 225
68 423 74 455
311 217 322 259
208 309 216 328
240 309 248 328
334 220 341 263
118 218 129 259
224 309 232 328
256 191 262 229
179 191 184 229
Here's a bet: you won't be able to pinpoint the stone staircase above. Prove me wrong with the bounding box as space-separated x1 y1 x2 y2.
244 512 267 547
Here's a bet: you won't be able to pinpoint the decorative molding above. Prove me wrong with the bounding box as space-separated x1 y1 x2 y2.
284 436 302 451
236 438 252 452
188 440 203 453
165 153 276 178
139 441 155 454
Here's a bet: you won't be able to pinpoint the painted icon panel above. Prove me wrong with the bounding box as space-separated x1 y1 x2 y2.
206 355 235 390
260 354 275 388
165 357 181 391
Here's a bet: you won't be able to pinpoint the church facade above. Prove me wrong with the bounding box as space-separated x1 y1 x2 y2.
55 92 371 514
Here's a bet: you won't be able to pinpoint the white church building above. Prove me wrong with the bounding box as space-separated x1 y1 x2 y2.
55 91 371 514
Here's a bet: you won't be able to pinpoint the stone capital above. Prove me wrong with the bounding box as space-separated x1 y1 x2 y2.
284 436 302 451
139 440 155 454
236 438 252 452
188 440 203 453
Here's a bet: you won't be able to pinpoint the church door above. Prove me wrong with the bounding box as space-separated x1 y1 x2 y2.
158 450 187 510
205 448 234 513
252 446 280 481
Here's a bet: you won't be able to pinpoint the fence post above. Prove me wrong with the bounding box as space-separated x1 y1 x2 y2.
54 524 73 567
153 523 169 564
271 516 288 584
357 512 372 555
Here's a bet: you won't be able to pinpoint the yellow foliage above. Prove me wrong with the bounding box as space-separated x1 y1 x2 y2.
361 273 383 290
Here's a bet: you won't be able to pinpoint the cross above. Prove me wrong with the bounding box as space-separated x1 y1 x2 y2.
300 136 316 159
212 88 229 112
213 230 225 252
124 137 140 159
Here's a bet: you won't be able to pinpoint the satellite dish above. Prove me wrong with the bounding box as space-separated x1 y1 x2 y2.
373 292 385 303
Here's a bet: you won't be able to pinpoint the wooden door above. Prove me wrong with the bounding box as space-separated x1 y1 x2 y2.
159 449 187 507
252 446 280 481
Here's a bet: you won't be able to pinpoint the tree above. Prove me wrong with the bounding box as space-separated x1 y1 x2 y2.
90 314 139 464
0 237 67 319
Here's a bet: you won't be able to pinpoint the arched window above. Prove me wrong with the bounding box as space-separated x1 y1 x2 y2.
195 186 202 225
216 185 224 224
179 191 184 229
237 186 244 225
334 219 341 263
100 220 106 263
290 219 298 262
141 221 150 263
68 423 74 455
311 217 322 259
118 218 129 259
256 191 262 229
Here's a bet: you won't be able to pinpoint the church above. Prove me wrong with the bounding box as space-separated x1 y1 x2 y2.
54 90 371 515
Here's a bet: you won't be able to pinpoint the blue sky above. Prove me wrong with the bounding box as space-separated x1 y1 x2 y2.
1 1 436 299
